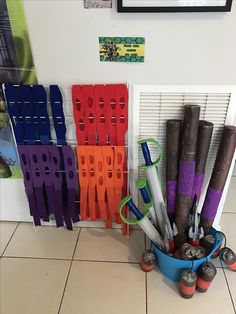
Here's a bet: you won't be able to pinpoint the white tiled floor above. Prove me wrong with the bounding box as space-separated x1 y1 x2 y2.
60 261 146 314
74 228 145 262
147 268 234 314
0 222 18 255
4 223 79 260
225 269 236 306
0 176 235 314
1 216 235 314
0 257 70 314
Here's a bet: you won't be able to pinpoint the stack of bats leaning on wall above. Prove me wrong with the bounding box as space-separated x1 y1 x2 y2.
166 104 236 249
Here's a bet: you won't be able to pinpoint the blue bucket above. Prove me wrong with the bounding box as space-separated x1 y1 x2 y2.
152 228 223 282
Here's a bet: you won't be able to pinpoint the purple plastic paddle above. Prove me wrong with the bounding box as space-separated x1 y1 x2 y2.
27 146 49 222
62 145 80 223
17 146 41 226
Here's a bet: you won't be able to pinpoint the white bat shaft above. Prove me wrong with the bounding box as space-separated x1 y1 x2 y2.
139 218 164 249
146 167 165 235
149 205 158 227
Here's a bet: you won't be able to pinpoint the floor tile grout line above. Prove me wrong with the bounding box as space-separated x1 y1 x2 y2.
1 255 140 264
71 228 82 261
14 223 82 229
11 221 142 231
222 267 236 313
73 259 140 265
57 228 82 314
1 254 224 267
71 229 81 262
222 212 236 215
145 272 148 314
1 222 20 258
1 255 140 268
2 256 72 262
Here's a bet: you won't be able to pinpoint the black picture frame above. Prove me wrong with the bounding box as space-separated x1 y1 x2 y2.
117 0 233 13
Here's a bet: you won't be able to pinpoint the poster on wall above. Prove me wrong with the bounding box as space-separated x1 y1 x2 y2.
0 0 37 179
117 0 232 12
99 37 145 63
84 0 112 8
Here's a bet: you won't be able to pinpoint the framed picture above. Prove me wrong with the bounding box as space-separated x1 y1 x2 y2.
117 0 233 13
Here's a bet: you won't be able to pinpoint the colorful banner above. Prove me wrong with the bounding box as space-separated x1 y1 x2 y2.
99 37 145 62
0 0 37 178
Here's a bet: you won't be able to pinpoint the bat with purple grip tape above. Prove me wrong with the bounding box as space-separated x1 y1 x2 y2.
174 105 200 248
191 120 213 205
166 119 182 223
200 125 236 234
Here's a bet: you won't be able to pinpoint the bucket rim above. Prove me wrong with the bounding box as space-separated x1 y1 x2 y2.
152 227 223 263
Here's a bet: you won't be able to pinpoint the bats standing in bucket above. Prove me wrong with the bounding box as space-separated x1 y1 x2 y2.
166 119 182 223
192 120 213 203
188 120 213 246
200 125 236 235
174 105 200 248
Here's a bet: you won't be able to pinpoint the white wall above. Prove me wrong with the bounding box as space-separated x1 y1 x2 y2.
1 1 236 222
23 0 236 85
